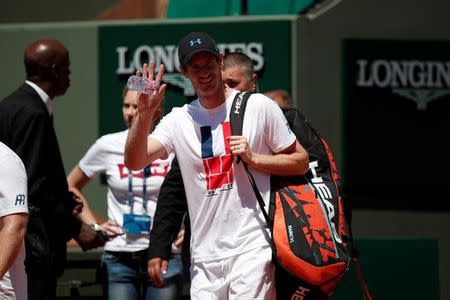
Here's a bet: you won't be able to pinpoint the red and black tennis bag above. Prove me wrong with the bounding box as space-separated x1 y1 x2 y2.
229 92 351 299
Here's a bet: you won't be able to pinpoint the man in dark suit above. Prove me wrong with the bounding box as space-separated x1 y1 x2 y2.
0 39 104 300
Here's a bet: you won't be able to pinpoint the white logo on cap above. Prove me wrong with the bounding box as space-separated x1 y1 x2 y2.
190 39 202 46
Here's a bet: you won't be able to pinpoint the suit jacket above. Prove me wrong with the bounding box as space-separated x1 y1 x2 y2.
148 156 190 278
0 83 81 278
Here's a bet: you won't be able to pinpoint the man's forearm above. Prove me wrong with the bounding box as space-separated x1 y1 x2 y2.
125 111 154 170
247 141 309 176
248 152 308 176
0 214 27 278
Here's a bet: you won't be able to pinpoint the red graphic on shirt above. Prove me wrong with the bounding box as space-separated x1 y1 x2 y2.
203 155 234 190
201 122 234 191
117 162 169 179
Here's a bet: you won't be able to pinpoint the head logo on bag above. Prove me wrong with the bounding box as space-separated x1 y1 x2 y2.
229 92 351 299
292 285 312 300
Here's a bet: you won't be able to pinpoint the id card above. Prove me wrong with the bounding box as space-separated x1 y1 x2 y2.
123 214 151 235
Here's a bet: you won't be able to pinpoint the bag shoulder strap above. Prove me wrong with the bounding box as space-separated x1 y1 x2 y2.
229 91 251 136
229 92 272 226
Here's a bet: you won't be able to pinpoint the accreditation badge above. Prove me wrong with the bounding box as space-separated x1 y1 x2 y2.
123 214 151 235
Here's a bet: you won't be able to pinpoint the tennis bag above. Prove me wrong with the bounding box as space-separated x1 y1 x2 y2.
229 92 351 299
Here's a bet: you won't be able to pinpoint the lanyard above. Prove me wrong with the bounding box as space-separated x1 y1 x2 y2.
127 166 151 213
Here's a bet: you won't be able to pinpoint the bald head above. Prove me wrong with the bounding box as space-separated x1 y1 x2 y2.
223 52 255 79
222 52 258 93
24 39 71 98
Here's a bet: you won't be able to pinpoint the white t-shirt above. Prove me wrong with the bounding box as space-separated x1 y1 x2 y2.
151 90 296 263
79 130 174 252
0 142 28 300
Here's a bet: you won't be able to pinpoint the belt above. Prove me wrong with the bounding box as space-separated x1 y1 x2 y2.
106 249 148 261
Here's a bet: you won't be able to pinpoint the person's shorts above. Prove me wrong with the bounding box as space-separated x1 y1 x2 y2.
190 245 275 300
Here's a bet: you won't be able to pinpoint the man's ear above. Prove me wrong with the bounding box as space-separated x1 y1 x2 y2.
251 73 258 92
51 64 59 79
219 53 224 68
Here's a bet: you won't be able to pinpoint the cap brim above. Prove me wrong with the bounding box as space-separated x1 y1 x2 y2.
182 49 219 66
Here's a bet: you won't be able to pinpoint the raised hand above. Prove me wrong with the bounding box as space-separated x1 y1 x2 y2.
136 62 166 117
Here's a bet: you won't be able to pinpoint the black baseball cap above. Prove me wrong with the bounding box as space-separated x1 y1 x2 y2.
177 32 220 67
